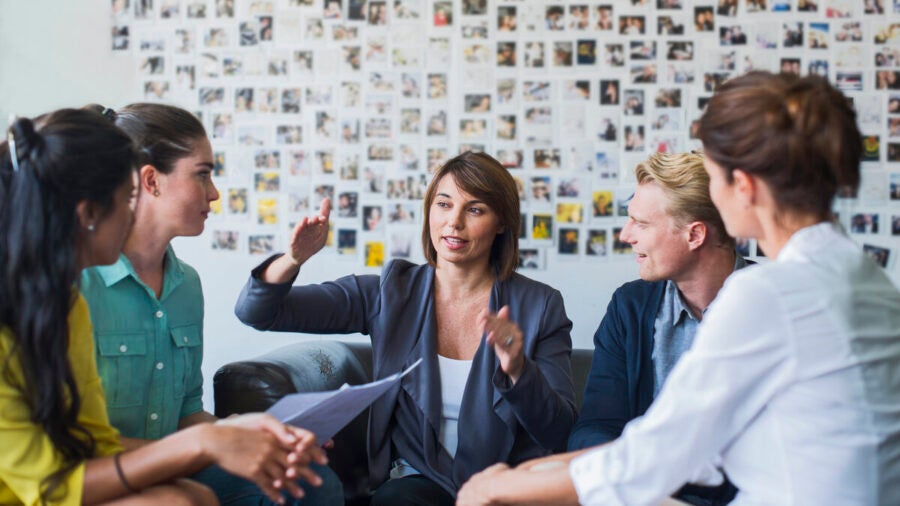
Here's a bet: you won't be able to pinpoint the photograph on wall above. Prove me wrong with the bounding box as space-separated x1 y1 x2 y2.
863 244 891 268
518 248 545 269
531 213 554 241
850 213 880 234
212 230 240 251
586 229 608 257
390 231 415 258
365 241 385 266
558 228 580 255
249 234 276 255
337 228 357 255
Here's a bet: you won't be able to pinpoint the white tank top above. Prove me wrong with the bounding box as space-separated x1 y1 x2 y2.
437 354 472 457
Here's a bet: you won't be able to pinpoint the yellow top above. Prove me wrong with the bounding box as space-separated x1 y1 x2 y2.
0 294 123 505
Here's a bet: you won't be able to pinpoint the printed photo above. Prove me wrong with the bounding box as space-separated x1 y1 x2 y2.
338 229 358 255
518 248 545 269
586 229 608 257
532 213 553 240
212 230 239 251
365 241 385 267
850 213 880 234
249 234 275 255
863 244 890 268
558 228 580 255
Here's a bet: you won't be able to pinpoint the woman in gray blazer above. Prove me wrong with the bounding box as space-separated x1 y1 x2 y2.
235 151 576 506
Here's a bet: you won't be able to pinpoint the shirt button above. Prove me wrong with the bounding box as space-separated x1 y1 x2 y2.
155 310 164 318
156 362 164 370
150 413 159 421
119 345 128 353
183 336 189 343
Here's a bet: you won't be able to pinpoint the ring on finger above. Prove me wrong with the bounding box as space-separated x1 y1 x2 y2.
503 335 514 347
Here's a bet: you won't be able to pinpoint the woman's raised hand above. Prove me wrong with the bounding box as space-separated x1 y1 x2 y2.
206 414 328 504
479 305 526 384
287 198 331 266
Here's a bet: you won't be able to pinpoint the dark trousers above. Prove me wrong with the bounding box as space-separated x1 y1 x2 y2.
370 475 454 506
191 463 343 506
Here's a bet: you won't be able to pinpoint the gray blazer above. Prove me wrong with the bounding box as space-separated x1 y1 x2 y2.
235 257 576 495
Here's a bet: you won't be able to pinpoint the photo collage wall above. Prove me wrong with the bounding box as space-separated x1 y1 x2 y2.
111 0 900 271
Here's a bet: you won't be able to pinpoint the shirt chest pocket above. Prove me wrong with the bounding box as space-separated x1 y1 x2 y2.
170 324 202 400
96 332 148 408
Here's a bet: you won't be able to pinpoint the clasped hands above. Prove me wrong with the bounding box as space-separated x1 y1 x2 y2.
213 413 329 504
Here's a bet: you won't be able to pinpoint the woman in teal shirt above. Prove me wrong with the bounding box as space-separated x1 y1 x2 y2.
80 103 342 505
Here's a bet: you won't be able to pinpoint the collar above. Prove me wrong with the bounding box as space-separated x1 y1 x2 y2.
666 252 750 323
94 245 184 295
776 221 840 263
664 279 695 324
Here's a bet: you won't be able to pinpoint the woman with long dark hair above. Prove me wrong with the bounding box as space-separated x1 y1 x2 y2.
0 108 325 505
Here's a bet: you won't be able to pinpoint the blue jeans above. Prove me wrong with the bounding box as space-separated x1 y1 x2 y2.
191 463 343 506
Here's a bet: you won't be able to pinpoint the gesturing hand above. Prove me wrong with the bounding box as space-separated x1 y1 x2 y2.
479 305 525 384
287 198 331 266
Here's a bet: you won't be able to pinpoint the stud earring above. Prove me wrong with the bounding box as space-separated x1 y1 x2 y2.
153 190 160 197
87 224 95 231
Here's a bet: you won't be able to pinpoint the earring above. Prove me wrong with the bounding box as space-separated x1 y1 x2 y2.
153 189 160 197
87 224 95 231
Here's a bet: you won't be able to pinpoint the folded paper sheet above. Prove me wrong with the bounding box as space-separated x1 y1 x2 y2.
268 358 423 443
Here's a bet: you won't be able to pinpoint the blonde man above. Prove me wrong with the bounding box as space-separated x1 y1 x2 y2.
568 152 742 505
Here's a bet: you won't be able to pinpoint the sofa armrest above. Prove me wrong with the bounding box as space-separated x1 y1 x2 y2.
214 340 374 505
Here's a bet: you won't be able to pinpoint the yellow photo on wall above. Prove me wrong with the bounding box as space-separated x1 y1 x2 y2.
365 241 384 267
556 202 584 223
257 197 278 225
592 190 613 217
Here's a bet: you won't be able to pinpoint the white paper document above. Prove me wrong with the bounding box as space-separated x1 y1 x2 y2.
268 358 423 443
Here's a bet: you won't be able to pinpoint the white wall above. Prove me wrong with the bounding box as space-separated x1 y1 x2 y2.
0 0 637 410
2 0 898 411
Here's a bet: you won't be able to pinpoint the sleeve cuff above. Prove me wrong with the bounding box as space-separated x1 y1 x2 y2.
180 397 204 420
249 253 298 285
492 357 537 398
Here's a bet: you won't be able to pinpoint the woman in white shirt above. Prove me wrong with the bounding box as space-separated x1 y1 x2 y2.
457 71 900 506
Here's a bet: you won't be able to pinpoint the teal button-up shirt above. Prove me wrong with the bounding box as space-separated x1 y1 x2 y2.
80 246 204 440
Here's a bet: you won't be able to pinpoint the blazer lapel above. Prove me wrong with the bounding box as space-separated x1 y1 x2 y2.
399 269 442 436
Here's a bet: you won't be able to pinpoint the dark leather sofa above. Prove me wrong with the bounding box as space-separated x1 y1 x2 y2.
214 341 593 506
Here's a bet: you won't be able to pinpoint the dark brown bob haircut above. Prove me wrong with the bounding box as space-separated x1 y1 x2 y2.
697 71 861 219
422 151 520 280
